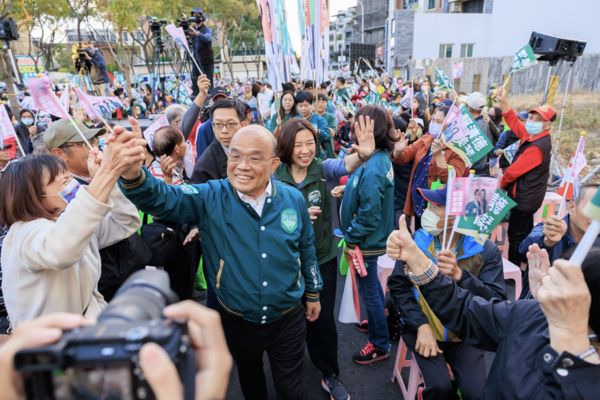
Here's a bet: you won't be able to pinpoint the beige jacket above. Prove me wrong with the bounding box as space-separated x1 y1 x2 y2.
1 185 140 327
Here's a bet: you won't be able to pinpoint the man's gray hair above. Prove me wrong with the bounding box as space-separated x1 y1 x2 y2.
165 104 187 125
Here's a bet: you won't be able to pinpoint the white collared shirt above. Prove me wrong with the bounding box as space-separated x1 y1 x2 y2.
237 181 272 217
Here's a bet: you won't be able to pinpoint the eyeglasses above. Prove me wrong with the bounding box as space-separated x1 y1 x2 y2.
60 137 99 149
227 153 276 166
212 122 240 131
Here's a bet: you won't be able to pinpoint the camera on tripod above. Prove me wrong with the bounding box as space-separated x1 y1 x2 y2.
14 269 197 400
148 17 167 52
0 17 19 41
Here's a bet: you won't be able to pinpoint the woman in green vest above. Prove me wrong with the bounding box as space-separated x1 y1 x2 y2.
275 117 375 400
266 90 299 136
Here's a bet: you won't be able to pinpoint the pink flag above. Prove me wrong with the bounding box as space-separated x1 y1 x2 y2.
0 105 17 141
27 76 69 119
143 115 169 150
448 176 499 216
165 24 190 52
0 105 18 158
452 61 464 79
74 87 100 120
60 85 70 113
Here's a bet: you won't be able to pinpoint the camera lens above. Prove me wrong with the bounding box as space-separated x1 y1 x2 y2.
97 269 178 325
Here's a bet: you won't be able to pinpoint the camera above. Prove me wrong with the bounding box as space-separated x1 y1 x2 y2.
14 269 196 400
0 17 19 41
75 48 91 72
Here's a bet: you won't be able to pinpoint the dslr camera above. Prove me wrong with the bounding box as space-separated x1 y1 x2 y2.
14 270 196 400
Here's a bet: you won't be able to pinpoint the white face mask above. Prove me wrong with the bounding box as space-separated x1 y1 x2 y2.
421 208 442 236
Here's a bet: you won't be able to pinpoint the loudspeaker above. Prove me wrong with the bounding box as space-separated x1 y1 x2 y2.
349 43 376 72
529 32 586 64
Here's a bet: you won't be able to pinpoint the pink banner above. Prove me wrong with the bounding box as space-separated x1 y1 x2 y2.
165 24 190 52
0 104 17 141
448 176 499 216
452 61 464 79
27 76 69 119
60 85 70 113
74 87 100 120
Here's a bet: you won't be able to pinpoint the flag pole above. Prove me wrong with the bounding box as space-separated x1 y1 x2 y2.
446 169 475 250
558 131 587 216
442 166 454 249
570 220 600 266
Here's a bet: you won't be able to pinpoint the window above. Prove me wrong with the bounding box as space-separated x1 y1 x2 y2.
428 0 437 9
472 74 481 92
122 32 129 42
439 44 453 59
460 43 474 58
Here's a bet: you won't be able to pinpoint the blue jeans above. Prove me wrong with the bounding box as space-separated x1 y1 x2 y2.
356 255 390 350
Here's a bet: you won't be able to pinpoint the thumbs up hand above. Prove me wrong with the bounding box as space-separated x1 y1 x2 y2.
387 214 417 262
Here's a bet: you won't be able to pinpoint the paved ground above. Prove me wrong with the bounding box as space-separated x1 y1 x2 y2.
221 272 514 399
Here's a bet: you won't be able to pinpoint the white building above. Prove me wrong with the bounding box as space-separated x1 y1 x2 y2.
329 8 358 71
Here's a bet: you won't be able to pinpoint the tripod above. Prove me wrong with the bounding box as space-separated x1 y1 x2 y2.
150 37 179 110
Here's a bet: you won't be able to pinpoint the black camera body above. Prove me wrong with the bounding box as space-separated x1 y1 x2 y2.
14 270 196 400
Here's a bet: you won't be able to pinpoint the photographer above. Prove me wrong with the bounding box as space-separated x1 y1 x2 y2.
82 41 110 96
0 301 232 400
189 7 214 97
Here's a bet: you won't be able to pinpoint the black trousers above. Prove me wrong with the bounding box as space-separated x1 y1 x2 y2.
191 61 214 98
402 331 486 400
508 208 535 266
219 305 306 400
306 258 339 377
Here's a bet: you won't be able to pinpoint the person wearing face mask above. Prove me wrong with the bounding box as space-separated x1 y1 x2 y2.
388 186 506 400
496 88 556 267
14 109 45 156
517 184 598 299
392 107 467 230
0 126 144 327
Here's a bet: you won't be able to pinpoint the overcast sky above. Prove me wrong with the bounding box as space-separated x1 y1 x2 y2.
285 0 357 54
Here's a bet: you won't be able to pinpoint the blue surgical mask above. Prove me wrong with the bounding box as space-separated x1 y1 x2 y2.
21 118 34 126
428 122 443 138
525 121 544 135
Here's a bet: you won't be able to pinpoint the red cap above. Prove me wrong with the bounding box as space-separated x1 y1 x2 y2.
528 104 557 122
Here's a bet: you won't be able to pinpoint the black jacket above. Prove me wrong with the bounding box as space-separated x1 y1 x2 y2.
389 232 506 336
190 140 227 184
417 272 599 399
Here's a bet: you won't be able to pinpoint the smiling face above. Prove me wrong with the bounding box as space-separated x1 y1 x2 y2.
212 107 243 148
227 127 280 198
291 129 316 168
281 93 295 112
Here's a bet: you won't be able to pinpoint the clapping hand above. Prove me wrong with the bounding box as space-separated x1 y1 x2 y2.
526 244 550 299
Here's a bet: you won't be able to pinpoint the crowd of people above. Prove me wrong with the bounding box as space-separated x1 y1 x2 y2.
0 68 598 400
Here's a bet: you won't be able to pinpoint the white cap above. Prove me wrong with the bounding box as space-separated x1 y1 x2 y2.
467 92 486 111
410 117 425 129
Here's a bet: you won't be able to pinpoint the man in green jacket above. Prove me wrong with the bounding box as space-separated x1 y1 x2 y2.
116 125 323 400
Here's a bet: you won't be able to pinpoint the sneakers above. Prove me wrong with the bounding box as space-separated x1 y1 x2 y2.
352 341 390 365
321 376 350 400
354 319 368 334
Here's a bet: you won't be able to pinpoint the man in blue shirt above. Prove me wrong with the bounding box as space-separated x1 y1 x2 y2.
116 123 323 399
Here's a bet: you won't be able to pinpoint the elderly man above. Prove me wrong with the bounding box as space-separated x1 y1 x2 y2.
497 88 556 266
117 124 322 400
191 99 247 183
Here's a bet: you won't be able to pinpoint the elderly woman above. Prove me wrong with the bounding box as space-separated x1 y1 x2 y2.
0 133 144 327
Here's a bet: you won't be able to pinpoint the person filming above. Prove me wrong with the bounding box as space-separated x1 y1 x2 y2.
189 7 214 96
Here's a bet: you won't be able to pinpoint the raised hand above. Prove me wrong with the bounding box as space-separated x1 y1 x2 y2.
526 244 550 299
387 214 417 262
351 115 376 159
543 215 568 248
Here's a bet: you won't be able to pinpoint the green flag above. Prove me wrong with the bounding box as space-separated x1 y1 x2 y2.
364 91 381 105
435 68 454 91
510 44 538 74
442 104 494 167
457 189 516 244
584 186 600 220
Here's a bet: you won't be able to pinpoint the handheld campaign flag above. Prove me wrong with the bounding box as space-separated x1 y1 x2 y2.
442 104 493 167
510 44 538 74
165 24 190 51
399 87 413 109
557 132 587 209
27 76 69 119
456 188 516 244
59 85 70 113
435 68 454 91
165 23 203 74
0 105 24 158
502 141 519 164
569 186 600 266
74 87 100 120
